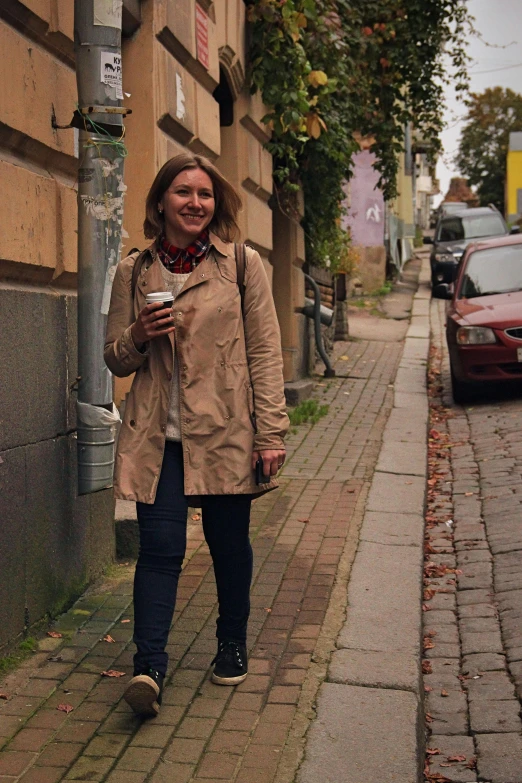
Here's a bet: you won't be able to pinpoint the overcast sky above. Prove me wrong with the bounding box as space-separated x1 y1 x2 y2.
436 0 522 204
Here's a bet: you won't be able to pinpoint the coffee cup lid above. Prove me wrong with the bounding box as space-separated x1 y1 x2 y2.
146 291 174 303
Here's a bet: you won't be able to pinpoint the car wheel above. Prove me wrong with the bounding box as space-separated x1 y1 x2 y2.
450 365 475 405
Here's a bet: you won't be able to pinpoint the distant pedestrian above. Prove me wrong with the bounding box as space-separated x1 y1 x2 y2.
104 153 288 716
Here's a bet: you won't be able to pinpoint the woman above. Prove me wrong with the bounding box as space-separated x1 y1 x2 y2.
104 153 289 717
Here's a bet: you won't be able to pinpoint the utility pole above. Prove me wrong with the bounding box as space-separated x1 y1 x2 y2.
74 0 127 494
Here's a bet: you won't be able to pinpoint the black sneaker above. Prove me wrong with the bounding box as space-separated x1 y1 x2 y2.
211 640 248 685
124 668 164 717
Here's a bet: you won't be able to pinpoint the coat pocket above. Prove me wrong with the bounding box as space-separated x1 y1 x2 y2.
245 381 257 432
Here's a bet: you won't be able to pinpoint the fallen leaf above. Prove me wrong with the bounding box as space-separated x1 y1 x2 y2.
339 355 349 360
264 608 272 612
121 619 130 624
47 631 62 638
425 712 433 723
103 635 116 644
447 755 466 762
298 518 310 523
464 492 474 496
101 670 126 678
426 748 441 756
48 656 63 662
424 685 433 693
57 703 74 714
422 660 433 674
423 637 435 650
191 513 201 521
441 689 449 696
0 692 9 700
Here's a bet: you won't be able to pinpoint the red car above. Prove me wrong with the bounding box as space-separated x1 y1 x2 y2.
434 234 522 403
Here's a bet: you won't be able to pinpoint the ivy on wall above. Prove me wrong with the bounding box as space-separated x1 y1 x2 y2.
245 0 472 269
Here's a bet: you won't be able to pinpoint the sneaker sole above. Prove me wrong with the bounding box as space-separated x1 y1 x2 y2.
211 671 248 686
124 675 160 717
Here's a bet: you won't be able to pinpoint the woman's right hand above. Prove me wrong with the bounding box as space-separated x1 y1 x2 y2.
131 303 175 348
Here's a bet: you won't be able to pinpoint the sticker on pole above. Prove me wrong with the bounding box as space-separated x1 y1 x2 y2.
94 0 122 28
101 51 123 99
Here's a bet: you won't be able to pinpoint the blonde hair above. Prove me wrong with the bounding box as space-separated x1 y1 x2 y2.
144 153 242 242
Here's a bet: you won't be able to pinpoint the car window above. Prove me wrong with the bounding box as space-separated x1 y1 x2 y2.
459 245 522 298
437 214 506 242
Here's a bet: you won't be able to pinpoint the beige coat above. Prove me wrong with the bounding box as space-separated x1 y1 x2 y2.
104 234 289 503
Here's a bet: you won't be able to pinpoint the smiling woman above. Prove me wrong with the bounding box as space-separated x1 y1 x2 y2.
104 152 289 717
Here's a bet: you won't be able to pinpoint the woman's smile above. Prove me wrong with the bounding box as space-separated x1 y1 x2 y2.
161 168 215 247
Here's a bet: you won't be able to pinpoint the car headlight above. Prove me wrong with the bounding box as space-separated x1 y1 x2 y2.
434 253 455 262
457 327 496 345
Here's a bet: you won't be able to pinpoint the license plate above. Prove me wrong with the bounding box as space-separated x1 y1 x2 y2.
518 348 522 362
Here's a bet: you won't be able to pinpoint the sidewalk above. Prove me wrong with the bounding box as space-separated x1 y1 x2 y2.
0 257 428 783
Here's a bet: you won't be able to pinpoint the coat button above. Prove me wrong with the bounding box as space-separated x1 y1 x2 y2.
225 415 230 420
200 273 205 278
218 307 222 312
130 419 136 427
178 312 182 316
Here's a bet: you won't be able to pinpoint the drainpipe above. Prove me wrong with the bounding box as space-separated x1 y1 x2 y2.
74 0 127 493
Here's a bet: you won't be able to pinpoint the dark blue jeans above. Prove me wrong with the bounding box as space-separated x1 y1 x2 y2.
133 441 253 676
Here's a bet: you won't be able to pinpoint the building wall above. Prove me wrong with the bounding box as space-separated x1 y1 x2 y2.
0 2 114 651
0 0 307 647
342 150 386 293
506 149 522 224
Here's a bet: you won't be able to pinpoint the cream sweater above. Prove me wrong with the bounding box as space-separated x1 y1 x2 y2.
159 265 191 441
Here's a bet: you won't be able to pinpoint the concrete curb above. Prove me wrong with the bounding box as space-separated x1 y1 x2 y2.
298 256 431 783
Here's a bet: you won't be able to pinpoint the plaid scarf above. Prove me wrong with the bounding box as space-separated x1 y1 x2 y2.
157 230 210 273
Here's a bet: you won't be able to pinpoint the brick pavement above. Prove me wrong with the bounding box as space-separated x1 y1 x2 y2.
423 299 522 783
0 338 402 783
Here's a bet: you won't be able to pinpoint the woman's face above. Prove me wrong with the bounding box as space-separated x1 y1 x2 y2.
160 167 215 247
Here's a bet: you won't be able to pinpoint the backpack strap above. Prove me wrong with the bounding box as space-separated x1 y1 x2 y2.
234 243 247 313
130 248 151 298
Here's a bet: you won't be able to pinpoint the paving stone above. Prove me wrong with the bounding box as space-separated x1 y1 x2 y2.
426 735 476 783
457 603 497 619
476 733 522 782
465 671 516 701
469 698 522 733
461 631 503 656
297 683 419 783
462 654 507 676
328 649 419 692
456 589 494 607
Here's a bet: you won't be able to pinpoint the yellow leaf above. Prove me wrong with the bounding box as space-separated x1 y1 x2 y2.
306 113 322 139
309 95 319 107
291 29 300 42
308 70 328 88
296 12 307 27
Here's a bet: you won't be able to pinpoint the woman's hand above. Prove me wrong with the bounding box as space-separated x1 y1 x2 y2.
131 303 176 348
252 449 286 478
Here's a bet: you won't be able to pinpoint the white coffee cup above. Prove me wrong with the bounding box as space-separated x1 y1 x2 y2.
145 291 174 307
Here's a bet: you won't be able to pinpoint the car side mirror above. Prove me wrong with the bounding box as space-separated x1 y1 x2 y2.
509 226 521 235
423 236 434 245
433 283 453 300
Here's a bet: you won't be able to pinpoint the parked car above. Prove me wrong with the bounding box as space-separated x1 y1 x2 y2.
429 201 468 229
425 206 519 290
434 234 522 403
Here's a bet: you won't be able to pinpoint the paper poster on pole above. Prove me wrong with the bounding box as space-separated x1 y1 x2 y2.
101 51 123 99
94 0 122 28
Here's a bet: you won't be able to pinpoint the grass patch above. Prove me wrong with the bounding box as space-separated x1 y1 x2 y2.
0 637 38 676
288 398 329 427
372 281 393 296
